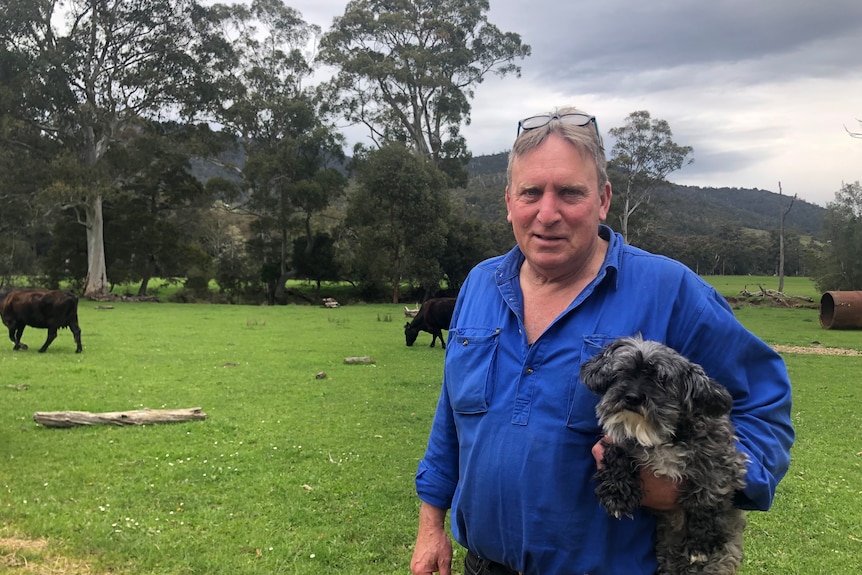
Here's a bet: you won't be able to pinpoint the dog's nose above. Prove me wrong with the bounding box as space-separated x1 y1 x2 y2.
623 392 643 407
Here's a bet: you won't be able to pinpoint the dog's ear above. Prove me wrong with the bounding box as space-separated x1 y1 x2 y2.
580 347 616 394
682 368 733 418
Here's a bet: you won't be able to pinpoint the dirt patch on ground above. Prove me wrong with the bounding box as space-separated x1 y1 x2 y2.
0 535 48 552
0 535 97 574
772 345 861 356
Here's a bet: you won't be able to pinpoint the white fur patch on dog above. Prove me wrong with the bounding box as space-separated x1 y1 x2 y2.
603 410 664 447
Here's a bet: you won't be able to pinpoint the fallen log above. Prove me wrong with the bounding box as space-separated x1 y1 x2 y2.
33 407 207 428
739 284 815 306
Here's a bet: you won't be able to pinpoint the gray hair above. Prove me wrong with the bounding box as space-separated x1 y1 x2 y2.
506 106 608 190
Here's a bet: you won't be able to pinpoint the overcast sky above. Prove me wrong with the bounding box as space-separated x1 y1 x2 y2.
294 0 862 207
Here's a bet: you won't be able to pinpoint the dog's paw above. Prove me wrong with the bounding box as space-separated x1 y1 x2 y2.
594 475 641 519
595 487 638 519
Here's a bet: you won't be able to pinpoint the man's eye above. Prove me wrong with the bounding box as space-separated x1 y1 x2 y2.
560 188 587 201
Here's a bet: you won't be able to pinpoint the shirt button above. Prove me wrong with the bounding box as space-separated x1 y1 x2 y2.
525 367 534 375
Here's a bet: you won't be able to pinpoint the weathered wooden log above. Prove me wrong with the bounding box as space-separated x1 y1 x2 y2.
33 407 207 428
344 356 374 364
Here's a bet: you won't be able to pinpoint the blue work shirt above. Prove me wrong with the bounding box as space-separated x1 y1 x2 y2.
415 225 794 575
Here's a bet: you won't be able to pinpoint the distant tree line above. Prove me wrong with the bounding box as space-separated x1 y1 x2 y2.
1 0 858 303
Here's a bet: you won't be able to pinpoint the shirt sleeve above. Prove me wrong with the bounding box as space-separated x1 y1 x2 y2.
414 286 471 510
415 383 460 509
679 289 795 511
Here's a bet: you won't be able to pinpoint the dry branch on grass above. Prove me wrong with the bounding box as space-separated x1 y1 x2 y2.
739 284 815 307
33 407 207 428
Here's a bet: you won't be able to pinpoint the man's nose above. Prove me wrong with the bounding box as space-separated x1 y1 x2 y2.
536 192 562 224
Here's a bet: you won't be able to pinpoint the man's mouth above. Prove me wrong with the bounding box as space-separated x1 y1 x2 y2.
534 233 563 242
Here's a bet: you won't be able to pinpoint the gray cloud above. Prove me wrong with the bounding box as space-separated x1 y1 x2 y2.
501 0 862 92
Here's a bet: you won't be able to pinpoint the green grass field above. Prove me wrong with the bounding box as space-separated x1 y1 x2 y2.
1 277 861 574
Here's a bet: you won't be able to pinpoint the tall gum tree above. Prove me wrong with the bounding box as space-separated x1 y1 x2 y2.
608 110 694 244
347 143 449 303
1 0 234 297
318 0 530 183
211 0 347 304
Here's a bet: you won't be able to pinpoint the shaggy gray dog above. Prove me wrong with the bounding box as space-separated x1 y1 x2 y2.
580 336 748 575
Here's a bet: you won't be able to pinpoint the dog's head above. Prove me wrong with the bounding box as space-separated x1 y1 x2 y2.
580 337 732 446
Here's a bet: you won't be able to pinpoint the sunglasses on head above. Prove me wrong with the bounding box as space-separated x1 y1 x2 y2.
517 113 603 148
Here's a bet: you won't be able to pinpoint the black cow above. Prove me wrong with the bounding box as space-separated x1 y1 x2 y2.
0 289 83 353
404 297 456 349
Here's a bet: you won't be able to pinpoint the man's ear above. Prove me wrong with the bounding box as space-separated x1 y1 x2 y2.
599 181 612 222
505 186 513 223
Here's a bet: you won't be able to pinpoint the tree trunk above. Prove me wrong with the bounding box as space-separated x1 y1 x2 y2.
82 195 109 298
138 275 151 296
619 196 630 244
778 182 786 293
273 269 296 304
777 182 795 294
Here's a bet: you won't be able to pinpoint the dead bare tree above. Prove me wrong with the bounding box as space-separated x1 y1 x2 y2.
778 182 796 293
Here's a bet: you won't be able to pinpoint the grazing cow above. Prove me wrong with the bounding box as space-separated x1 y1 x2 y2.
0 289 83 353
404 297 456 349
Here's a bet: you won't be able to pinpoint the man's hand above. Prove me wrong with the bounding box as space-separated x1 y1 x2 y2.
592 436 681 511
410 502 453 575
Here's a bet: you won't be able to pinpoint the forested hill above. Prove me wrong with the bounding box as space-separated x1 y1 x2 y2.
464 152 825 237
190 148 825 238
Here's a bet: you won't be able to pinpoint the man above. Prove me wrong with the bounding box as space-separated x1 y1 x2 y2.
409 107 794 575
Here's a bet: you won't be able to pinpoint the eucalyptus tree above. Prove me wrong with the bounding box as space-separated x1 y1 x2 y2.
811 181 862 292
347 143 449 303
105 123 213 296
319 0 530 184
0 0 235 297
212 0 347 303
608 111 694 244
0 96 51 282
36 121 213 293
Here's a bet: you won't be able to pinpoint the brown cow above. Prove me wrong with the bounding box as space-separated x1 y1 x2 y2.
0 289 83 353
404 297 456 349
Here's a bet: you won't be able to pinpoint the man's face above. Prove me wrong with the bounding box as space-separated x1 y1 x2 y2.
505 134 612 279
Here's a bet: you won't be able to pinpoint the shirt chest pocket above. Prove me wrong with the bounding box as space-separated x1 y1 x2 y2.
444 329 500 414
566 334 622 433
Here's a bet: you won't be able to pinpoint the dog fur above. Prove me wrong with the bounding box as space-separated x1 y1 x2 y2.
580 336 748 575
